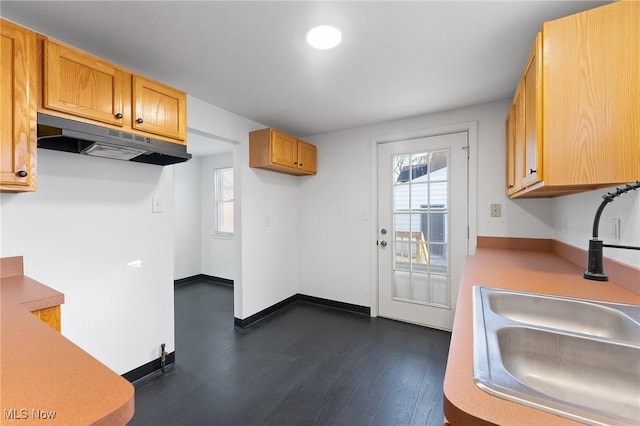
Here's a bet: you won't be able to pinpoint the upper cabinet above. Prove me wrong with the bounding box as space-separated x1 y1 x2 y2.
1 18 189 192
41 38 186 144
132 76 186 141
505 34 541 195
506 1 639 198
42 39 127 128
521 33 542 189
296 139 317 175
0 20 37 192
249 128 317 176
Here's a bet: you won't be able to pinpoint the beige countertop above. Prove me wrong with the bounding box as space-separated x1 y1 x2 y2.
443 247 640 426
1 257 134 425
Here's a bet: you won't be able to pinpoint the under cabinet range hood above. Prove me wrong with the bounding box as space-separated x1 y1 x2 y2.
37 113 191 166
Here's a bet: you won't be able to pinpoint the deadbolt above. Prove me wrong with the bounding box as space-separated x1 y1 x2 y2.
380 228 387 235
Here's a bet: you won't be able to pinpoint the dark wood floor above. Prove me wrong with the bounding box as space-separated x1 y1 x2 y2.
130 280 452 425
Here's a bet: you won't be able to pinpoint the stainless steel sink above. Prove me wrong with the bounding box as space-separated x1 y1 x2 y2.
473 286 640 426
487 290 639 341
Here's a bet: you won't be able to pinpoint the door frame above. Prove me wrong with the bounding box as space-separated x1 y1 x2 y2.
369 121 478 318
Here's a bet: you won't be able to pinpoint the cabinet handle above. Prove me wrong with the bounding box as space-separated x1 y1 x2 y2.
115 113 123 119
530 168 537 174
136 118 144 124
16 170 28 178
507 184 514 189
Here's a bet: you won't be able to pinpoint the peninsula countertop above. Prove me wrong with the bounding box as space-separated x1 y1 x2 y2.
1 256 134 425
443 247 640 426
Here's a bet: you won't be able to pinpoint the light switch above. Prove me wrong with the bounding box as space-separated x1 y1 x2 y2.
152 197 163 213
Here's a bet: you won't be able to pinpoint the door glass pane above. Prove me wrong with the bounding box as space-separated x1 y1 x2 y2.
412 273 429 302
430 274 449 306
391 149 451 308
394 271 411 299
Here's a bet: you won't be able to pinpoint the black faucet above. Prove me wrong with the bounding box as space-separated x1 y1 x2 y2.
584 180 640 281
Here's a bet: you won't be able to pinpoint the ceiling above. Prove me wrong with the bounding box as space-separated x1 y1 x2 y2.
1 1 610 156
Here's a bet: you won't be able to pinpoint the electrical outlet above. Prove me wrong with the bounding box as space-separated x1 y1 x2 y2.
612 218 621 242
490 203 501 217
152 197 163 213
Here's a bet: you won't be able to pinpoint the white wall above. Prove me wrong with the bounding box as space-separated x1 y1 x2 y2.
299 99 554 307
552 186 640 268
200 153 237 281
187 96 299 319
0 149 175 375
174 157 202 280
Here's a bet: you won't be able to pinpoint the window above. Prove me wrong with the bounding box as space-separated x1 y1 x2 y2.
215 168 234 235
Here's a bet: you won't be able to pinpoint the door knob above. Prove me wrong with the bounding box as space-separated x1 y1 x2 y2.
380 241 388 247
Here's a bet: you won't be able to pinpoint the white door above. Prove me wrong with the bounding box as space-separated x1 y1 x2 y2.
377 132 468 330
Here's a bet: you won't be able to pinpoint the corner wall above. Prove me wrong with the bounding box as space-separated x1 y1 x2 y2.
200 153 237 281
187 96 300 319
174 157 202 280
0 150 175 375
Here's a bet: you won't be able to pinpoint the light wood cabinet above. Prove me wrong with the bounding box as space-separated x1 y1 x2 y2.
0 19 37 192
506 1 639 198
296 139 317 175
249 128 317 176
31 305 61 332
505 35 540 196
505 104 517 195
41 38 186 143
505 84 526 195
43 39 127 127
521 33 542 188
132 75 186 141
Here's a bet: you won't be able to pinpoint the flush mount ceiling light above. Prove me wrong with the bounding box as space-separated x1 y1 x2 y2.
306 25 342 50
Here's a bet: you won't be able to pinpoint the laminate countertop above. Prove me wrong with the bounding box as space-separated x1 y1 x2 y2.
0 258 134 425
443 248 640 425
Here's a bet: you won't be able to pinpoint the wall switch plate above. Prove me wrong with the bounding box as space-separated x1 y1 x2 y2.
152 197 163 213
490 203 501 217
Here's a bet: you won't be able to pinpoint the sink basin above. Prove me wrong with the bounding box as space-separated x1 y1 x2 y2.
488 290 640 341
473 286 640 425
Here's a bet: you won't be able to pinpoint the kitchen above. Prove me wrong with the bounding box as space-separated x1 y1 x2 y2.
1 1 639 425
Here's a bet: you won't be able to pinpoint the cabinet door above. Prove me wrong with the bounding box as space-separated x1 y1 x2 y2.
132 76 186 142
297 140 317 174
270 130 298 169
543 1 639 185
513 86 526 192
43 39 126 126
31 305 61 332
1 20 37 191
505 104 518 195
521 33 542 187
